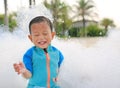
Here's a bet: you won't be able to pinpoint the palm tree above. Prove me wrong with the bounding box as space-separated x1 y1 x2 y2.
51 0 61 32
100 18 115 31
58 2 72 36
73 0 96 37
29 0 32 8
43 0 60 31
4 0 9 27
43 0 72 36
43 0 51 9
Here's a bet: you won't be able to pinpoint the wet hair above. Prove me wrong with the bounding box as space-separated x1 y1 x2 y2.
29 16 53 34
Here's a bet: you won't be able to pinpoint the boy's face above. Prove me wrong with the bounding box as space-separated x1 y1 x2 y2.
28 22 55 49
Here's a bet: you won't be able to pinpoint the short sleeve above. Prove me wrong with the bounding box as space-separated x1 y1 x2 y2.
58 50 64 68
23 47 34 73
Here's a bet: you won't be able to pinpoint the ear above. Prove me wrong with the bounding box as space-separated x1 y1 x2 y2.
28 35 33 42
51 32 56 39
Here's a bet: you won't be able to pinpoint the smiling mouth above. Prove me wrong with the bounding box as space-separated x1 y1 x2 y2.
38 41 47 45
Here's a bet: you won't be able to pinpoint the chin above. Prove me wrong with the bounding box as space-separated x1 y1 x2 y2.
38 46 48 49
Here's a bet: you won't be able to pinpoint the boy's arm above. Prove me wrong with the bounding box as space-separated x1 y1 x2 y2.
22 47 34 79
21 67 32 79
54 52 64 82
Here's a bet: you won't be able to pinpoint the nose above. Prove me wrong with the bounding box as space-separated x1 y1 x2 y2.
38 35 45 40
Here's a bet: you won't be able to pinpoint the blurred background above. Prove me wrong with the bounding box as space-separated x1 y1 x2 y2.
0 0 120 88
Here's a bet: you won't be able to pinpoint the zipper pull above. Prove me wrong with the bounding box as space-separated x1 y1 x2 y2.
43 48 48 53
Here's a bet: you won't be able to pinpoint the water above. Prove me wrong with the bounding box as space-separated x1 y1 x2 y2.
0 28 120 88
56 29 120 88
0 4 120 88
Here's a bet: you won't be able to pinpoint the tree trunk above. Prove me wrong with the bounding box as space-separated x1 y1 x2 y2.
4 0 9 27
29 0 32 8
29 0 36 8
82 15 86 37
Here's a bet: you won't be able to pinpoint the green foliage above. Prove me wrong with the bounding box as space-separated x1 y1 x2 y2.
73 0 97 37
0 14 4 24
0 12 17 32
69 27 80 37
43 0 72 37
69 24 107 37
56 23 63 36
85 24 106 37
43 0 112 38
8 12 17 31
100 18 116 31
79 28 85 37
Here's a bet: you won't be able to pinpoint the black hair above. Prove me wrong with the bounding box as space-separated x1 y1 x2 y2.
29 16 53 34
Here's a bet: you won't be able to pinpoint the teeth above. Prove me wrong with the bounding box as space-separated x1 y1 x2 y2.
38 41 46 45
40 41 45 44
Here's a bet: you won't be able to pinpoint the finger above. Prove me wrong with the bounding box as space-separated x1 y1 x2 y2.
19 62 25 68
13 64 18 70
13 64 21 72
14 66 20 72
13 63 18 68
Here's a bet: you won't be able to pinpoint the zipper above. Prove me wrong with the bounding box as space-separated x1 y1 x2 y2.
44 49 50 88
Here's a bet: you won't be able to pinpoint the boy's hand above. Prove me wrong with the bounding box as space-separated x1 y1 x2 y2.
13 62 26 75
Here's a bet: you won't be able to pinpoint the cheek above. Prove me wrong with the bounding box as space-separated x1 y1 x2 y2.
33 37 38 41
47 34 53 40
31 36 38 42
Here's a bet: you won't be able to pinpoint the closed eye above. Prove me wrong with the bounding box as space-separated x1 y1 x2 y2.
33 34 39 36
43 32 48 35
34 34 39 36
